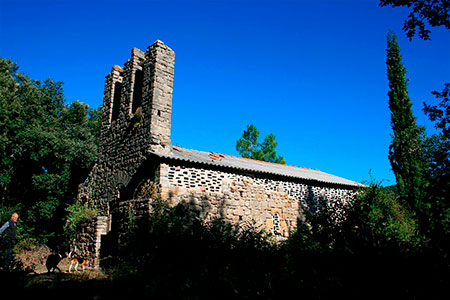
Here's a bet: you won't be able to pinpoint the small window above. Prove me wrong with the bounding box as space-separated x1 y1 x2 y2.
273 213 281 236
111 82 122 122
132 69 143 113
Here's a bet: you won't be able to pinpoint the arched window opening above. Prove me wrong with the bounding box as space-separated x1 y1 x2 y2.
111 82 122 122
132 69 143 114
273 213 281 236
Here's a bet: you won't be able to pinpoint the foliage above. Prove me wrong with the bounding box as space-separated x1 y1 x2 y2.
422 82 450 184
385 32 429 218
344 183 422 249
95 197 448 299
1 194 448 298
236 124 286 164
64 201 98 236
422 83 450 256
293 180 422 253
424 82 450 136
14 244 51 272
0 58 100 246
379 0 450 40
137 179 159 199
380 1 450 252
385 33 450 255
110 199 281 299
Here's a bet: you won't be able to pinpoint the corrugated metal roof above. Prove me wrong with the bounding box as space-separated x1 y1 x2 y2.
148 146 364 188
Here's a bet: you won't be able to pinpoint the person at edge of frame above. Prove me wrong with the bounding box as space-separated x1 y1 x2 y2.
0 213 19 269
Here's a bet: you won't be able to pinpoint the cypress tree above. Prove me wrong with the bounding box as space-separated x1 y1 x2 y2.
386 31 429 217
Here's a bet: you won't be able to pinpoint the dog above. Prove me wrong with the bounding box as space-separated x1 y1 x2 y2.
68 251 92 273
46 253 62 273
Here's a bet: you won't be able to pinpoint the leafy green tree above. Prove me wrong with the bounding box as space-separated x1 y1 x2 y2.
236 124 286 164
423 82 450 137
0 58 100 246
385 32 429 218
236 124 259 159
381 1 450 253
422 82 450 254
379 0 450 40
343 183 421 250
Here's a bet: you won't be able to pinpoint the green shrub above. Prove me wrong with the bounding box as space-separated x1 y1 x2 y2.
342 182 423 251
64 201 98 236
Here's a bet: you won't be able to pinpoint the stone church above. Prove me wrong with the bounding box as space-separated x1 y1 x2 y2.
76 40 362 262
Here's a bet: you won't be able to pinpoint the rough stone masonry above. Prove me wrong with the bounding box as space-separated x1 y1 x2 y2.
76 40 363 264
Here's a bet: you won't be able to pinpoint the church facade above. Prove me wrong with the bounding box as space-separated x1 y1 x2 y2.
76 41 362 262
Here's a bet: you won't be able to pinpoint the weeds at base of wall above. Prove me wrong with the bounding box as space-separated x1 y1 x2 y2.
64 201 98 237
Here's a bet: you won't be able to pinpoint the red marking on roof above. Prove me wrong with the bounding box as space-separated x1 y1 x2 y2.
174 146 191 156
209 152 224 161
221 153 320 172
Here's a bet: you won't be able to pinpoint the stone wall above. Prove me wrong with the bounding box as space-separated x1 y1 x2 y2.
158 162 356 237
144 42 175 154
78 41 174 213
76 41 175 258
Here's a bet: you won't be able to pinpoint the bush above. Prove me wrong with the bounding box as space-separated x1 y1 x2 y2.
341 182 423 251
64 201 98 237
108 200 283 299
14 243 51 272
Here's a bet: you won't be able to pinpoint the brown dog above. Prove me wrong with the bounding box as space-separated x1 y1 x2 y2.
68 251 92 273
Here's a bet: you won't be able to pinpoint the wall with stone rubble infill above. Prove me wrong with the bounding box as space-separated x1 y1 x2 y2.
158 162 357 237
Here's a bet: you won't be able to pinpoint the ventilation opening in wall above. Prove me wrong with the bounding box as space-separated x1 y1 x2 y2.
132 69 143 113
273 213 281 236
111 81 122 122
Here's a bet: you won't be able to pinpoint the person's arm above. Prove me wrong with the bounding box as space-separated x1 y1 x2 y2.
0 221 9 235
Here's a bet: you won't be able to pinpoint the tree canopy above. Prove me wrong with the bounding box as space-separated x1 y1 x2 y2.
236 124 286 164
0 58 101 246
384 32 450 256
386 32 429 219
379 0 450 40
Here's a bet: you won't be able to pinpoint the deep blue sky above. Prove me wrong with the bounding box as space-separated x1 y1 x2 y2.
1 0 449 185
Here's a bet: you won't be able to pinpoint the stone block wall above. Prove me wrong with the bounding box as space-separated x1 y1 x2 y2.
144 42 175 154
76 41 175 258
158 163 356 237
78 41 175 213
